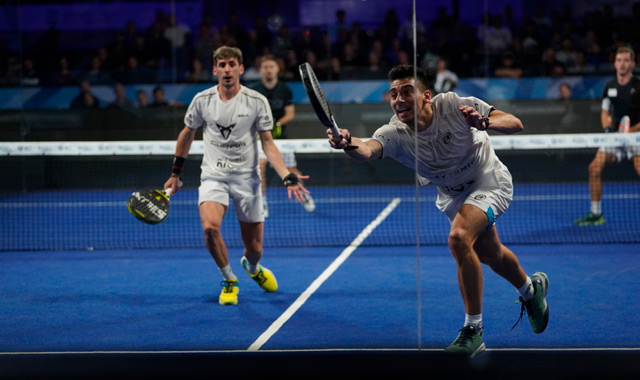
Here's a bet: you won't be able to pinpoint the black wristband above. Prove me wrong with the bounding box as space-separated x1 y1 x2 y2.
172 156 185 175
282 173 299 187
479 117 490 131
604 126 614 133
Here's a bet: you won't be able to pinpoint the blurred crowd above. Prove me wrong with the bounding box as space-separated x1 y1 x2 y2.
2 2 640 89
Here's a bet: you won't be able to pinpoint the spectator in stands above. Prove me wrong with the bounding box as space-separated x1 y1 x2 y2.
433 57 458 94
117 56 153 84
194 22 218 69
70 80 100 109
185 57 212 83
164 14 191 51
84 55 113 85
21 58 42 86
360 50 388 80
575 45 640 226
557 82 582 133
242 55 263 82
150 86 169 107
49 56 77 86
494 51 523 79
136 89 149 108
567 50 597 76
107 82 135 111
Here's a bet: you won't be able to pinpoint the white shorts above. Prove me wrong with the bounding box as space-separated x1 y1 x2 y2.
198 172 264 223
599 145 640 162
259 150 297 168
435 165 513 226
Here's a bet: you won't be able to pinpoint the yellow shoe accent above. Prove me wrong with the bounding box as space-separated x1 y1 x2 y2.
241 257 278 292
219 280 238 305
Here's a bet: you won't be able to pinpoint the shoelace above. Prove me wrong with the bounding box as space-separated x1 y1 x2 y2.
220 280 237 293
511 297 527 330
253 269 267 285
452 326 478 346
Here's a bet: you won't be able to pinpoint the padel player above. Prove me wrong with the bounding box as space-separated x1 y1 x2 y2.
164 46 309 305
253 54 316 217
327 64 549 358
574 45 640 226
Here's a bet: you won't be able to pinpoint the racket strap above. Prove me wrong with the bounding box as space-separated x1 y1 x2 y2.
282 173 299 186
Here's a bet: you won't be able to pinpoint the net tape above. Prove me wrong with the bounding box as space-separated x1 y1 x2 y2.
2 134 640 156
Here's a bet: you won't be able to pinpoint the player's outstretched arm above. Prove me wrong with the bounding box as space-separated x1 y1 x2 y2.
259 130 310 203
459 105 524 135
327 128 382 162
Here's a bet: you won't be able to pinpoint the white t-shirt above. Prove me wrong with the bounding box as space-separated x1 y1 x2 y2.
184 85 273 179
373 92 503 195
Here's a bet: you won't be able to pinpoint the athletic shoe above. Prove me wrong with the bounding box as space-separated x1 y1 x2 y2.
444 325 485 358
513 272 549 334
302 192 315 213
573 212 605 226
241 256 278 292
263 197 269 218
219 280 239 305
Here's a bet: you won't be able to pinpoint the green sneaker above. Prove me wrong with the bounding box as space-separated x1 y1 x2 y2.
513 272 549 334
574 212 604 226
444 325 485 358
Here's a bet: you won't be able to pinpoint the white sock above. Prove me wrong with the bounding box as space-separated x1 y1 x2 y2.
243 257 259 274
219 264 237 281
518 277 534 300
464 314 482 328
590 201 602 216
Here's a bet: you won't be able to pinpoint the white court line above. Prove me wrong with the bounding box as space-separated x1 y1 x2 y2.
247 197 402 352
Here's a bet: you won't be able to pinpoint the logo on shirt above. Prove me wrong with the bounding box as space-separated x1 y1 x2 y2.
443 132 452 144
216 123 236 139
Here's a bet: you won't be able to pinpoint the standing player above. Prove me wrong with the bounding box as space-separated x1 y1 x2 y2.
574 45 640 226
253 55 315 217
164 46 309 305
327 64 549 358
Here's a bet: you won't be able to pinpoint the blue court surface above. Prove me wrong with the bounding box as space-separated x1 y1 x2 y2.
1 183 640 379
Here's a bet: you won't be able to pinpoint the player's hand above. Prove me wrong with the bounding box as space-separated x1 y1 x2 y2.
459 105 489 131
164 175 182 195
282 172 311 203
327 128 352 150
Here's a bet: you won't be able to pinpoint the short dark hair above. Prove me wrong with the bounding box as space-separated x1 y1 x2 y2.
213 46 243 66
388 65 429 91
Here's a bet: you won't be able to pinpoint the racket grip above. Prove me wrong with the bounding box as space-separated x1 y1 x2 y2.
165 180 183 197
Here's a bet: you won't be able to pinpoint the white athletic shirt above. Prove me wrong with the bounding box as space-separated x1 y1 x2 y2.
373 92 504 195
184 85 273 179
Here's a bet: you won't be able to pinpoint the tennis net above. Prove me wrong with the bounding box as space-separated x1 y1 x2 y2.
2 134 639 251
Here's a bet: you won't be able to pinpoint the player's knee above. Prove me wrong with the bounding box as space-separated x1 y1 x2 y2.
448 228 473 258
202 223 222 240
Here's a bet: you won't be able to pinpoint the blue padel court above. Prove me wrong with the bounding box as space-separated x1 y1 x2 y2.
1 183 640 378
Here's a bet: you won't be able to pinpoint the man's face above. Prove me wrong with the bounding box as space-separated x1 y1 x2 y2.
260 59 279 80
614 52 635 76
389 78 427 126
213 57 244 88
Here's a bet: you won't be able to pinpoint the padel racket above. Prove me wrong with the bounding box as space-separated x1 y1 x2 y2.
299 62 357 150
127 188 173 225
618 115 630 133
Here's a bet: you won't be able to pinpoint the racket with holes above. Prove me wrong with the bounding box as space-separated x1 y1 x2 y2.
127 188 173 225
299 62 357 150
